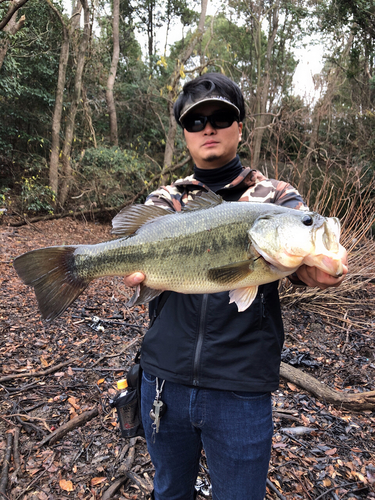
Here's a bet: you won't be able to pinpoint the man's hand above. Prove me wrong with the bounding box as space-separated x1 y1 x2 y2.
295 244 348 289
124 272 145 288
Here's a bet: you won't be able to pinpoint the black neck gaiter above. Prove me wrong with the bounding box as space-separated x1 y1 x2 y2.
193 155 243 193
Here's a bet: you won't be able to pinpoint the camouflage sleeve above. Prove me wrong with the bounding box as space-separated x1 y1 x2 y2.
271 180 308 210
239 176 308 211
144 185 183 211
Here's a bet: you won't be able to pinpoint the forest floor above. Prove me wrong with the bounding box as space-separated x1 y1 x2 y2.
1 216 375 500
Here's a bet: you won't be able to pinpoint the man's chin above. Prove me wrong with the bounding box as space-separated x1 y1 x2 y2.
204 154 220 163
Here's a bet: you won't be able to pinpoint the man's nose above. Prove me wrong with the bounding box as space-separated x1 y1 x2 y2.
203 120 216 133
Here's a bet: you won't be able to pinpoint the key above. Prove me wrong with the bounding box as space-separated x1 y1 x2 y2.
149 400 167 433
154 401 162 433
150 399 167 421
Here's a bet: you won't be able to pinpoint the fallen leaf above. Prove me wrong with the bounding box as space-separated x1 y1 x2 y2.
325 448 337 456
287 382 297 391
91 476 107 486
59 479 74 492
68 396 80 410
40 356 49 368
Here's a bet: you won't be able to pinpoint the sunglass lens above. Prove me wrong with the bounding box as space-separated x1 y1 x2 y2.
182 115 206 132
211 112 236 128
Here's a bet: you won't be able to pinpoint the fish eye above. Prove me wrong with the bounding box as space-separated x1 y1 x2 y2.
302 215 313 226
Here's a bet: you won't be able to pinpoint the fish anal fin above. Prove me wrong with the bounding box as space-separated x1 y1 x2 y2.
181 191 223 212
126 283 163 308
229 286 258 312
112 205 173 237
13 247 90 321
207 260 253 285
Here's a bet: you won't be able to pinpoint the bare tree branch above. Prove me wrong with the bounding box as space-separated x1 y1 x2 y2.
0 0 28 31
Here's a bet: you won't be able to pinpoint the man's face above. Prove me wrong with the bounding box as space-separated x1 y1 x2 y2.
183 102 243 170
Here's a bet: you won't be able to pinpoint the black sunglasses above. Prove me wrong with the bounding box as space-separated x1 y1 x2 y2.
181 110 239 133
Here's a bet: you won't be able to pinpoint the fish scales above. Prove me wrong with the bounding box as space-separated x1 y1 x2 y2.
74 202 263 292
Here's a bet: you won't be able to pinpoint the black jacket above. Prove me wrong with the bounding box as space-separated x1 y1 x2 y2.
140 162 306 392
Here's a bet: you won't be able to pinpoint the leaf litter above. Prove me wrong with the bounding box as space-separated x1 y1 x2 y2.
1 217 375 499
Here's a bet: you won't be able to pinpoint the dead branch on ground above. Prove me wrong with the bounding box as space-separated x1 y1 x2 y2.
280 362 375 411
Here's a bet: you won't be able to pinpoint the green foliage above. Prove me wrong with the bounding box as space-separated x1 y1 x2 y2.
73 147 155 209
20 176 56 214
0 187 10 207
0 1 62 158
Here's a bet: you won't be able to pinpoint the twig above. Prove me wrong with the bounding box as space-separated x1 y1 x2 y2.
124 471 153 494
8 414 51 432
37 407 98 447
12 427 21 477
314 481 361 500
101 476 128 500
90 338 139 367
0 433 13 498
266 478 286 500
14 469 47 500
289 469 313 500
0 359 76 383
103 438 138 500
0 415 15 427
14 415 46 436
1 381 40 393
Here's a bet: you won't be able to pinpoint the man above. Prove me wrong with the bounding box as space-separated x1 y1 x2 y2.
124 73 348 500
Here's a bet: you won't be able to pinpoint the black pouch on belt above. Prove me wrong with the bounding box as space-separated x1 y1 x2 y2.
110 355 144 438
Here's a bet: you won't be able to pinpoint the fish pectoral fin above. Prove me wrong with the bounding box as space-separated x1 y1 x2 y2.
207 261 254 285
181 190 223 212
112 205 173 236
126 283 163 308
229 286 258 312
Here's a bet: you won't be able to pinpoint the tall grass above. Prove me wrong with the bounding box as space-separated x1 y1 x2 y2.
278 160 375 326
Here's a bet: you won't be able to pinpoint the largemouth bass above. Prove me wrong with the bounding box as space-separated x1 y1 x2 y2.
13 191 344 321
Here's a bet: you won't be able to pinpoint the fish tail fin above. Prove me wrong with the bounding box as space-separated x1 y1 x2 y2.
13 246 91 321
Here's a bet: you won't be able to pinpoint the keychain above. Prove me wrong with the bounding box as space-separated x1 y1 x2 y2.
150 378 167 442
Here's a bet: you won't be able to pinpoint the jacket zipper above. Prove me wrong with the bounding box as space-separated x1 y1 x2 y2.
260 292 266 326
193 293 208 386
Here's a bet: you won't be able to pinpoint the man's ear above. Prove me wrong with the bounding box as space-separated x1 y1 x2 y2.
238 122 243 141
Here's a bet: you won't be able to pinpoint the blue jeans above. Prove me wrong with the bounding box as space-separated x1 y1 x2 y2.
141 372 273 500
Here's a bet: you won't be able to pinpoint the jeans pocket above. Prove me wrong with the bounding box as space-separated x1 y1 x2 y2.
142 371 157 385
230 391 270 400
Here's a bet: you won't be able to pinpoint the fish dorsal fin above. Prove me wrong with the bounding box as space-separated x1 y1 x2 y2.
207 260 254 285
229 286 259 312
181 190 223 212
112 205 173 237
126 283 163 307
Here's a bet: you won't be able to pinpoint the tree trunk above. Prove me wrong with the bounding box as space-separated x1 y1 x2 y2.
58 0 90 207
45 0 71 199
252 2 279 169
161 0 208 184
106 0 120 145
280 362 375 411
0 1 26 71
147 0 154 70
